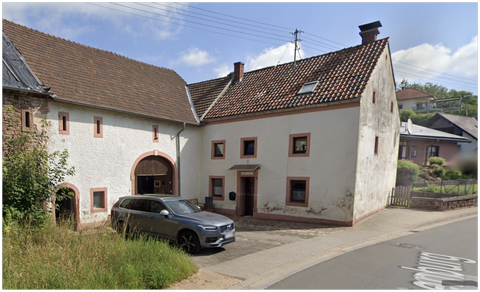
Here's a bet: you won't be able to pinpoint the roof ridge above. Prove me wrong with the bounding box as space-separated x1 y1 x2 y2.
2 19 179 75
226 37 390 78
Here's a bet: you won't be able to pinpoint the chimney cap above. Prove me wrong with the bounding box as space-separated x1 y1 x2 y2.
359 21 382 32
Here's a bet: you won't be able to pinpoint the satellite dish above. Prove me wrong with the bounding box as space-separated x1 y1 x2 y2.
407 119 413 134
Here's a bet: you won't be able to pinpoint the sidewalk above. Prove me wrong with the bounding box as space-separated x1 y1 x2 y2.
200 207 478 290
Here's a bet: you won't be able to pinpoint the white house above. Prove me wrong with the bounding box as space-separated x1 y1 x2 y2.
189 21 400 225
3 19 399 228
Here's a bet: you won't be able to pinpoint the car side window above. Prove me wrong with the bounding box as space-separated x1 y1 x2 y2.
120 199 134 209
151 201 167 213
135 199 150 212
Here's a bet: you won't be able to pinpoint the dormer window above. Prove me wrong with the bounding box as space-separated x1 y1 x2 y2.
298 81 319 94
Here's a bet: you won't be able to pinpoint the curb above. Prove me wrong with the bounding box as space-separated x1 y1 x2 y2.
227 208 478 290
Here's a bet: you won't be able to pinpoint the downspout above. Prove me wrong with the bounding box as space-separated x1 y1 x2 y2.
176 122 186 196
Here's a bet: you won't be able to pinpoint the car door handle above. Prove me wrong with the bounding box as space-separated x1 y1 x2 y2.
149 216 154 219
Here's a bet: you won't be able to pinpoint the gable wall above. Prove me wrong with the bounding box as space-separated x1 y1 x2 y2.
201 103 361 224
353 45 400 222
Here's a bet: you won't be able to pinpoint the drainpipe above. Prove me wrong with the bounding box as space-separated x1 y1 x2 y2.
176 122 186 196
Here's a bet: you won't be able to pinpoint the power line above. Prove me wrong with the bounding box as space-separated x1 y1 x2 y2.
173 2 293 32
394 68 477 91
89 3 283 47
137 2 292 41
393 60 477 84
157 2 291 35
394 63 477 87
108 2 291 44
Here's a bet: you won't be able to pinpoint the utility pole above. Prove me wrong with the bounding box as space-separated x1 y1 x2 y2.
292 28 303 67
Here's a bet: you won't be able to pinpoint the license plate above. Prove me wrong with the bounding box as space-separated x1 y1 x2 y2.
224 232 234 239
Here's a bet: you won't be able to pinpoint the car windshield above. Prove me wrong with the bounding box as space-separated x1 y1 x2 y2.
165 200 201 214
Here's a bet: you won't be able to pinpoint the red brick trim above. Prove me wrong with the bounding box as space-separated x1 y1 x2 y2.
209 176 225 201
286 177 310 208
94 116 103 138
211 140 226 160
289 133 311 157
152 125 159 143
59 112 70 135
90 187 107 213
240 137 257 159
130 151 178 196
53 183 80 230
236 168 259 217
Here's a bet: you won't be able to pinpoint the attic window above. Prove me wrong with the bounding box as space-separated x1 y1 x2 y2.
298 81 319 94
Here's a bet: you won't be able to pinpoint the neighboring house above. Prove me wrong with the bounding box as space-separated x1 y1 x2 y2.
189 21 400 226
3 19 399 227
399 120 470 166
396 88 436 113
3 19 202 229
422 113 478 153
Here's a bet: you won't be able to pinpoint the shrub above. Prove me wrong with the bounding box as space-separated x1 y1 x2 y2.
459 159 478 178
429 157 445 166
431 164 445 177
2 106 75 227
443 169 462 180
396 160 419 186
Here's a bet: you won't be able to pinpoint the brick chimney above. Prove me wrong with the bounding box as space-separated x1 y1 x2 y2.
358 21 382 45
234 62 244 82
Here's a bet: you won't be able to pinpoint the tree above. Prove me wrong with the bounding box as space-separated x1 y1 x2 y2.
2 105 75 226
397 80 478 119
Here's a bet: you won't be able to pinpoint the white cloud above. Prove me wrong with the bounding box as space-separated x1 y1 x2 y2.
172 47 217 67
246 43 306 71
392 36 478 87
214 63 231 78
2 2 185 40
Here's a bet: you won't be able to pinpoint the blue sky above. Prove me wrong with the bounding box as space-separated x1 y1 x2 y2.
2 2 478 94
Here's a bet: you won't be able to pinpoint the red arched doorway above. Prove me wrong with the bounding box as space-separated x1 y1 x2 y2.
131 151 178 196
53 183 80 230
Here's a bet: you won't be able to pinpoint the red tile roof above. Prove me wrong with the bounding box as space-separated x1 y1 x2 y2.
190 38 389 121
2 19 198 125
396 88 435 101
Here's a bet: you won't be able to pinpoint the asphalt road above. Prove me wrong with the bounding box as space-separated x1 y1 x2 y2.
267 217 478 290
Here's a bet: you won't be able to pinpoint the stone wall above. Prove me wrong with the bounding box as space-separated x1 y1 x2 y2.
410 195 477 211
2 89 50 152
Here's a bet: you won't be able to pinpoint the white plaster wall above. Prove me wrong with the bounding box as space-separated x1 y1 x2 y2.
353 45 400 221
398 96 434 112
46 101 201 225
200 105 361 223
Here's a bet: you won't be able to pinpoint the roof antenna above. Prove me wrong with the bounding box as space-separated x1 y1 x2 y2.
292 28 304 67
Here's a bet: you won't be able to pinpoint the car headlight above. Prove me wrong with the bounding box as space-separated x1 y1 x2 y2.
198 225 217 231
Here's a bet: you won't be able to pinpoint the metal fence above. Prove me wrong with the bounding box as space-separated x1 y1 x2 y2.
411 179 478 197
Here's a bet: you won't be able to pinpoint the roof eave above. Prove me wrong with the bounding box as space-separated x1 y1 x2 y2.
51 95 200 126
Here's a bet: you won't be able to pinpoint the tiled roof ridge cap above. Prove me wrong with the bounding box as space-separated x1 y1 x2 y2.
3 19 179 75
188 72 233 86
238 37 390 77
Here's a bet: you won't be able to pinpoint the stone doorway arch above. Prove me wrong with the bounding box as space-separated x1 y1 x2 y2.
131 151 178 196
53 183 80 230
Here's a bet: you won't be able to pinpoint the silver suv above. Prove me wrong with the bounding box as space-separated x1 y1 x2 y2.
110 194 235 253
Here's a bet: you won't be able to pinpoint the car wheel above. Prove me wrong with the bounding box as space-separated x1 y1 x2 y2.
179 230 201 254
